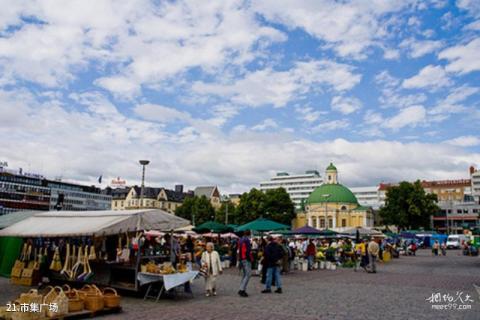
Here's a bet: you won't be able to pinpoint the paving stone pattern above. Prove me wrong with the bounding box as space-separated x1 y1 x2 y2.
1 249 479 320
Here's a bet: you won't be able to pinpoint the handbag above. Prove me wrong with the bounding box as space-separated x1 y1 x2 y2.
43 286 68 318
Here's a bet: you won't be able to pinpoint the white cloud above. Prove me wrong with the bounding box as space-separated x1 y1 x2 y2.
444 135 480 147
192 60 361 108
439 38 480 74
295 106 326 123
465 20 480 30
364 110 384 125
402 65 451 89
400 38 443 58
311 119 349 132
383 105 426 130
134 103 191 123
428 85 479 116
0 0 286 93
456 0 480 17
253 0 411 59
331 96 362 115
252 118 278 131
1 88 479 193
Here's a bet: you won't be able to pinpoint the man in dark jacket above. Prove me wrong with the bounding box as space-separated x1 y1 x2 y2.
262 236 284 294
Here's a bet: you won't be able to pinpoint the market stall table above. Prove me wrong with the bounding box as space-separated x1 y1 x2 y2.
138 271 199 301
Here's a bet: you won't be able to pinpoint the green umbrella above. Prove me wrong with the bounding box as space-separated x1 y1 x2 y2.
319 229 338 236
193 221 230 233
236 217 290 232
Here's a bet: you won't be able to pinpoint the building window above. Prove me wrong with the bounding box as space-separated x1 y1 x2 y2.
312 219 317 228
342 219 346 227
328 219 333 228
320 219 325 228
341 205 346 211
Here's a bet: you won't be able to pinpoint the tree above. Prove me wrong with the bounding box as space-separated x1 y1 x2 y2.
175 195 215 226
235 188 266 224
235 187 295 225
264 188 295 225
215 200 236 225
379 180 439 231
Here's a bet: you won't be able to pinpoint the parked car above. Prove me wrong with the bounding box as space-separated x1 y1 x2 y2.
446 235 469 249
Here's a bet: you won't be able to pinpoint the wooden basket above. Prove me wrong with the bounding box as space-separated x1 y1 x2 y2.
43 286 68 318
80 285 104 312
102 288 121 308
66 289 84 313
11 266 23 278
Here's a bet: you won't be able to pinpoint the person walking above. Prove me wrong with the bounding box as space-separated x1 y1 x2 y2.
306 239 316 271
237 230 253 297
367 238 379 273
262 237 284 294
441 242 447 256
432 240 439 256
355 239 368 272
201 242 223 297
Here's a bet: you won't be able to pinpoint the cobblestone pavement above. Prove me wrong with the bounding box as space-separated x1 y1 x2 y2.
2 249 479 320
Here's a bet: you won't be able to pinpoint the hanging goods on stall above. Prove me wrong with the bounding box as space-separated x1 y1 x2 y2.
49 247 62 272
71 245 85 280
78 246 94 282
60 243 72 279
102 288 121 308
117 234 130 263
43 286 69 318
14 243 28 269
76 246 89 281
88 245 96 260
11 244 28 279
79 284 104 312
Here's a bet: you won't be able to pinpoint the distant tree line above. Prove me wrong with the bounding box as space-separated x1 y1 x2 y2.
175 187 295 226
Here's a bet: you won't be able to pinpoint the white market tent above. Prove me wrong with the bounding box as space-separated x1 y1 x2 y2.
0 209 190 238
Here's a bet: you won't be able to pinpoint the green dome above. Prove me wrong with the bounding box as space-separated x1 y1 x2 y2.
326 162 337 171
307 183 358 204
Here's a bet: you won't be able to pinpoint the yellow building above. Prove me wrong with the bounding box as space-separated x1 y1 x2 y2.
295 163 373 229
110 186 188 214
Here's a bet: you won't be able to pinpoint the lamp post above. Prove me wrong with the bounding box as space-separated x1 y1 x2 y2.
139 160 150 208
322 194 330 230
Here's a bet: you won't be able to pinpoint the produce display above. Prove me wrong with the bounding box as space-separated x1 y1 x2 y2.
141 262 186 275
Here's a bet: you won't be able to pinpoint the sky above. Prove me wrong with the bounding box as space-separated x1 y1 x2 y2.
0 0 479 194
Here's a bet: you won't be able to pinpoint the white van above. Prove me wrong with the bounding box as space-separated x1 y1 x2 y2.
446 235 469 249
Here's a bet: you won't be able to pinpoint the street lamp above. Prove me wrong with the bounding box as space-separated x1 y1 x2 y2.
322 194 331 230
139 160 150 208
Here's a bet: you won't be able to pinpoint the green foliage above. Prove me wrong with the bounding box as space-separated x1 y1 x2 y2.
215 200 236 224
234 187 295 225
379 180 439 231
175 195 215 226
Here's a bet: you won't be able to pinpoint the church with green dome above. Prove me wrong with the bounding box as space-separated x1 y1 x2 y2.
295 163 374 229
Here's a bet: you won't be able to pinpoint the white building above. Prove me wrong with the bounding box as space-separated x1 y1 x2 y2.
350 186 384 210
259 170 323 209
471 166 480 202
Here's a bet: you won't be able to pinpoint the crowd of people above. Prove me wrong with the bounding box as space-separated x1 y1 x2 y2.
165 231 478 298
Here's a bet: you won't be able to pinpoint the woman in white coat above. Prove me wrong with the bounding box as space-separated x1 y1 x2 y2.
201 242 223 296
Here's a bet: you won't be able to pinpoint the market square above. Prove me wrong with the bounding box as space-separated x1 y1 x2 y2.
1 0 480 319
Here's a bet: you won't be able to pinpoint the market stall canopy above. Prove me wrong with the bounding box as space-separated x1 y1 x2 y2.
220 232 239 239
193 221 231 233
236 217 290 232
0 211 37 229
0 209 190 237
318 229 338 236
338 227 384 237
290 225 322 235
